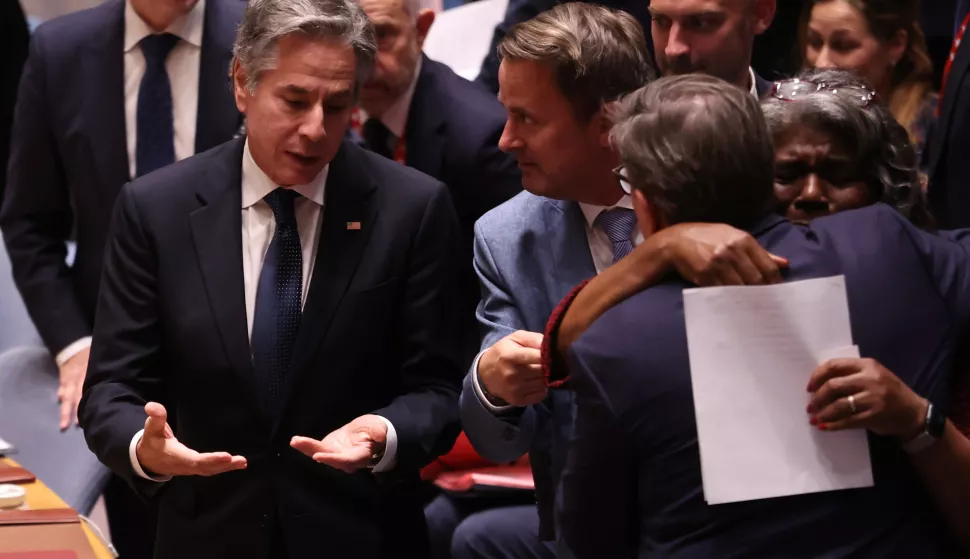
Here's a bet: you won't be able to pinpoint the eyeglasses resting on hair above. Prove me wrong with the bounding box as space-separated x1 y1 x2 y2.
770 78 878 108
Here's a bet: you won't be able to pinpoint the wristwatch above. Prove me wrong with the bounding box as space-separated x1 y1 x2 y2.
901 401 945 455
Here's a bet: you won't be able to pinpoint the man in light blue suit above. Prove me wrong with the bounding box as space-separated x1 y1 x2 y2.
454 6 655 557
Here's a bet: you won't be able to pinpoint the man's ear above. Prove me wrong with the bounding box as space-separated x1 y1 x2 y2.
415 9 436 49
594 101 619 148
752 0 777 36
232 59 250 115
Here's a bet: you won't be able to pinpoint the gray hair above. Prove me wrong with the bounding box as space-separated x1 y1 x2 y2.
233 0 377 93
761 68 934 229
611 74 774 227
498 2 656 121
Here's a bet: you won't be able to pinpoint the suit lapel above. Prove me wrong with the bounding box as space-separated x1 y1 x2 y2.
542 199 597 305
273 142 378 435
188 138 259 407
195 0 242 152
404 56 446 178
928 40 970 177
83 0 129 195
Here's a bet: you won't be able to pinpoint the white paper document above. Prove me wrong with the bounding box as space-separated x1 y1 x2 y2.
683 275 873 505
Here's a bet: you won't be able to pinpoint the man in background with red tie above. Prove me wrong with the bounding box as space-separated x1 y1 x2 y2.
927 0 970 227
355 0 522 364
0 1 244 556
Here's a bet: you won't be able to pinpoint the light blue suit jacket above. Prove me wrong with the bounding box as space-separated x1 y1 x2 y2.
460 190 596 540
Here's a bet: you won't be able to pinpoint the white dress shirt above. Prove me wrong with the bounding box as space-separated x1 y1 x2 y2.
472 194 643 412
55 0 205 367
129 141 398 481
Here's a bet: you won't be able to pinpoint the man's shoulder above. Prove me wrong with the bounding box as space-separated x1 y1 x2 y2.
32 0 121 52
123 139 242 206
475 191 554 235
422 58 507 134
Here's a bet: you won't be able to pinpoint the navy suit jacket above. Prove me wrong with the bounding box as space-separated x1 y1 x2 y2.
78 138 465 559
0 0 243 356
562 205 968 559
927 4 970 228
405 55 522 359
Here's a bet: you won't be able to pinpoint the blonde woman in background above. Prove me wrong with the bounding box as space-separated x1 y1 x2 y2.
802 0 937 163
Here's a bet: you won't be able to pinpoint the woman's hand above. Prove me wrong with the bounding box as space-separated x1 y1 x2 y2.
806 357 928 439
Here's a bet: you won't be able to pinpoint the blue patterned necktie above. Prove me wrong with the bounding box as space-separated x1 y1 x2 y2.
595 208 637 264
136 33 179 177
251 189 303 417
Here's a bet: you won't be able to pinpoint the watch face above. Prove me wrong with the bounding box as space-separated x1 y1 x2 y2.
927 403 946 439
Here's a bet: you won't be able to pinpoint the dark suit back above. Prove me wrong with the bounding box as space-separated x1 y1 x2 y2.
405 55 521 360
79 138 465 559
562 205 969 559
0 0 243 355
0 0 29 205
927 6 970 228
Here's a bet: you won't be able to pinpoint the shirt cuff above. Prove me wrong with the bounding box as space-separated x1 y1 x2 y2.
55 337 92 367
129 429 171 482
472 351 513 413
370 416 398 473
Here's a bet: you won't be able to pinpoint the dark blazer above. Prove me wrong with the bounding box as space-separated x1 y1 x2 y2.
927 5 970 229
0 0 243 356
561 205 968 559
405 55 522 359
78 137 465 559
0 0 30 205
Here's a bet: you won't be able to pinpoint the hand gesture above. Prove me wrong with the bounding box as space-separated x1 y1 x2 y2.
135 402 247 477
57 346 90 430
807 358 928 439
291 414 389 473
478 331 545 406
659 223 789 286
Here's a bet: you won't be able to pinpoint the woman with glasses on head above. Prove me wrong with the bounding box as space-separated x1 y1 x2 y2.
800 0 937 163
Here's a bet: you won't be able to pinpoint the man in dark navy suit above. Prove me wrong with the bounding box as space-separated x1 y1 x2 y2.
926 0 970 228
0 1 243 556
78 0 464 557
356 0 521 363
560 75 969 559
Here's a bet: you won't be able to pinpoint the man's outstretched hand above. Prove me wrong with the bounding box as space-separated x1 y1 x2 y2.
291 415 388 473
135 402 247 477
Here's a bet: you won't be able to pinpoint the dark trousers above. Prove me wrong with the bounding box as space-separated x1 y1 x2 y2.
434 499 556 559
103 475 158 559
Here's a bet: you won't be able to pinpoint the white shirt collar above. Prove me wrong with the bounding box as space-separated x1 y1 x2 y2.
377 57 423 138
578 194 636 229
748 67 759 97
124 0 205 53
241 139 328 209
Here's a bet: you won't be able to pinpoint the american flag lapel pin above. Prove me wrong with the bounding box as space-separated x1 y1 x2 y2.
347 221 361 230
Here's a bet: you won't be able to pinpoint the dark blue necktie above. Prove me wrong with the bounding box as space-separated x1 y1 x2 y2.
251 189 303 417
136 33 179 178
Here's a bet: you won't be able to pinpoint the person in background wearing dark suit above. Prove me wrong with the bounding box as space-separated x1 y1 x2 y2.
559 74 970 559
926 0 970 228
77 0 464 556
0 0 30 206
0 1 244 556
356 0 521 363
649 0 777 97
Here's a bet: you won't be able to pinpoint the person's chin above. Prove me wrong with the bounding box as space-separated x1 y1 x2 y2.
279 152 327 184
